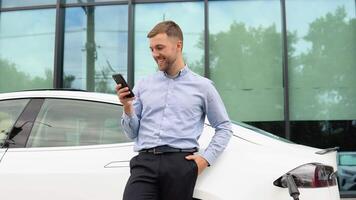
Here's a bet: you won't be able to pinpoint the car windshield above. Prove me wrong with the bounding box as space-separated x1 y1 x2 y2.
339 154 356 166
231 121 293 144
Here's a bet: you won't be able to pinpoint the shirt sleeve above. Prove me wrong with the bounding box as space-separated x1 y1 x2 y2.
120 81 143 139
200 81 233 165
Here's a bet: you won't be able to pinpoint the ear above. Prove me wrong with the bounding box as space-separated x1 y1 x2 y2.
177 40 183 52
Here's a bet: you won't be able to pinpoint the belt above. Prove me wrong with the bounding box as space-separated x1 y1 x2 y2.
139 145 198 155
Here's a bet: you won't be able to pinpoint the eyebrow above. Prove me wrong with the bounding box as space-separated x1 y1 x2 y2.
149 44 165 49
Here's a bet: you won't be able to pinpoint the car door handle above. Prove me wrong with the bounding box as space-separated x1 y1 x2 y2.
104 161 130 168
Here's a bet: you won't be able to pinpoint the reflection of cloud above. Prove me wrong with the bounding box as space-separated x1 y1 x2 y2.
315 90 343 120
293 40 312 57
294 64 304 73
318 90 343 105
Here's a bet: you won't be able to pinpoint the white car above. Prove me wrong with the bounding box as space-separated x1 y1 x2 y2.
0 90 340 200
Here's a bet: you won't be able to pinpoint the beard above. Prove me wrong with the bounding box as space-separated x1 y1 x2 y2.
154 54 177 72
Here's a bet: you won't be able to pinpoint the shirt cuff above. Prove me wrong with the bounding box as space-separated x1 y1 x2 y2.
200 150 217 166
122 112 136 121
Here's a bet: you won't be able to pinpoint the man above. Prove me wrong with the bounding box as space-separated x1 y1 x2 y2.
116 20 232 200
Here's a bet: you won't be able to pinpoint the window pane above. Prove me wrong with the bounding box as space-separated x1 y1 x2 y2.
63 5 128 93
209 0 284 135
134 2 204 82
338 152 356 194
339 154 356 166
0 99 29 145
1 0 56 8
65 0 125 3
0 9 55 92
27 99 130 147
287 0 356 121
287 0 356 151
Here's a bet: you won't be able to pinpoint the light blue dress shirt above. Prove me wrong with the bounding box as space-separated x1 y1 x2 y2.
121 66 232 165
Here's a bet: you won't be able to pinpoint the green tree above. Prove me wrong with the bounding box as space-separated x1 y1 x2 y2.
290 7 356 150
296 7 356 88
63 74 76 88
192 22 297 122
0 58 52 93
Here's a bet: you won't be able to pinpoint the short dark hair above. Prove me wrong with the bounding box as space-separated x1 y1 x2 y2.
147 20 183 42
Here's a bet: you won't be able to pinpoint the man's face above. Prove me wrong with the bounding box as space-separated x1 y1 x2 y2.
149 33 182 72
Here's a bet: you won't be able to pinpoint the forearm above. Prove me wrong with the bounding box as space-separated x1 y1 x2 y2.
201 121 232 165
121 111 140 139
117 80 142 140
123 104 135 116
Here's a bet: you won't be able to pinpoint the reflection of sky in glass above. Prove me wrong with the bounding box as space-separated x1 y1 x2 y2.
1 0 56 8
65 0 123 4
0 9 56 78
209 0 281 34
63 5 128 90
134 2 204 82
286 0 355 56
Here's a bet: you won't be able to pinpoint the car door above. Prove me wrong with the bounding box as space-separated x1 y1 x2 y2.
0 98 135 200
0 99 30 162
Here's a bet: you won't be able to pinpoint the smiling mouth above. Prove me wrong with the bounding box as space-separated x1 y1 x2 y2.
156 58 166 65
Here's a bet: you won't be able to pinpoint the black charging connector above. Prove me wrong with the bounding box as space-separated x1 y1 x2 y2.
282 173 300 200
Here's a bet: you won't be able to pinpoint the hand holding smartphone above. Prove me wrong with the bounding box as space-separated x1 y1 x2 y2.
112 74 135 98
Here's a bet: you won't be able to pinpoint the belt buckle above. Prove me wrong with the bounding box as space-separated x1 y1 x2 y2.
153 147 163 155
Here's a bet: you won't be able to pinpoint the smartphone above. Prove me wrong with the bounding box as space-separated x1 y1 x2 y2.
112 74 135 98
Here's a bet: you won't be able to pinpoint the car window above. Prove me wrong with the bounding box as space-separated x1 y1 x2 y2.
232 120 293 143
339 154 356 166
26 99 131 147
0 99 30 146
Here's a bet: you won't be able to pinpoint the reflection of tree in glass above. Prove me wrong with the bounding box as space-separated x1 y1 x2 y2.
187 39 204 75
183 52 204 75
192 21 297 91
291 6 356 121
290 7 356 151
63 74 75 88
294 6 356 88
212 22 293 91
190 21 296 123
0 58 52 93
95 67 115 94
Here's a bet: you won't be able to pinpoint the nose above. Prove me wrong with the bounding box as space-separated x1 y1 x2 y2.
151 49 159 58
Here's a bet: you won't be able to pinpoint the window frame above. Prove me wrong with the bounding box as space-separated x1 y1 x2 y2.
2 98 44 148
0 98 32 148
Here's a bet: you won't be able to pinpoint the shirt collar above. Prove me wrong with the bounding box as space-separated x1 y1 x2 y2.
163 65 188 79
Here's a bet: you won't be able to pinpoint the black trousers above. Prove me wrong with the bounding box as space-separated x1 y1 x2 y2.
123 152 198 200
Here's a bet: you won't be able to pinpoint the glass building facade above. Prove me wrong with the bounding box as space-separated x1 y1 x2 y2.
0 0 355 187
